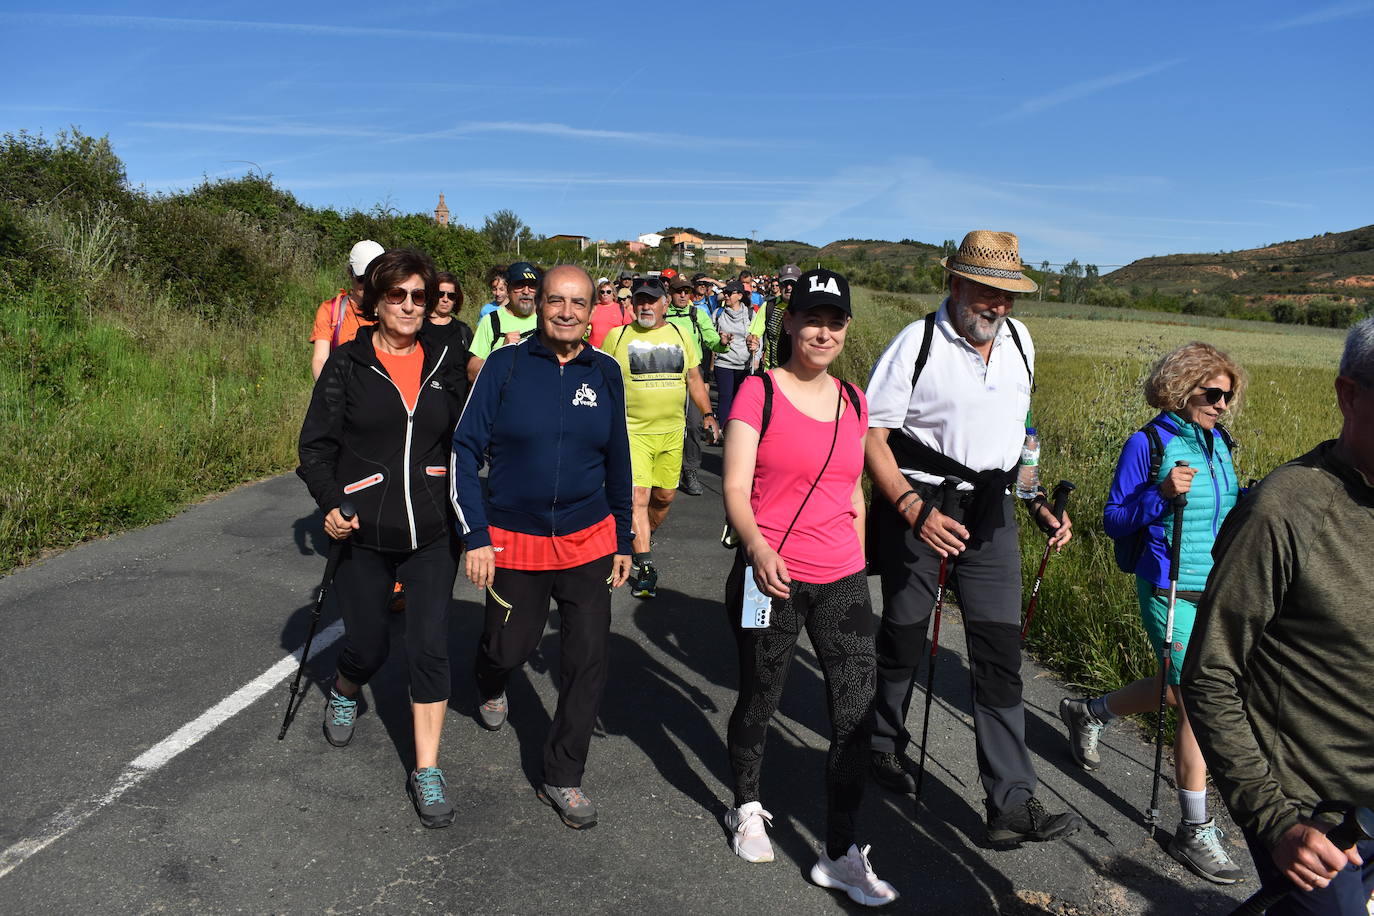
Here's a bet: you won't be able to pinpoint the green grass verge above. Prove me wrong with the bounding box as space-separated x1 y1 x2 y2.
0 272 339 573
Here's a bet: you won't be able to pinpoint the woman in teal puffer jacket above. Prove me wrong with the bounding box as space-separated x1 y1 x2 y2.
1061 342 1248 886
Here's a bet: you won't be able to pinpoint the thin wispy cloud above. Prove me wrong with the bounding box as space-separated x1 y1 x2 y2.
133 119 389 139
1259 1 1374 32
422 121 761 148
0 13 570 45
994 59 1185 122
1244 199 1317 211
273 170 866 191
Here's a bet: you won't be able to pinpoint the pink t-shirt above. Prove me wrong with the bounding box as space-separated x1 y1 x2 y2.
732 372 868 584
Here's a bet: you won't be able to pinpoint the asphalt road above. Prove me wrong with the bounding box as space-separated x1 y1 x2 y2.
0 451 1255 915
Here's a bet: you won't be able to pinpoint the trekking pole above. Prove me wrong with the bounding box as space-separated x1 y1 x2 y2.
914 553 950 811
278 501 355 741
1020 480 1076 640
1228 803 1374 915
1146 463 1187 831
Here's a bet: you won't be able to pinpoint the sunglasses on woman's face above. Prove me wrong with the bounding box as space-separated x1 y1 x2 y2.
437 291 459 300
383 287 427 306
599 288 614 295
1198 386 1234 405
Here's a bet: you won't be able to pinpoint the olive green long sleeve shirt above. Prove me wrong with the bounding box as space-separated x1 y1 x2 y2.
1182 440 1374 852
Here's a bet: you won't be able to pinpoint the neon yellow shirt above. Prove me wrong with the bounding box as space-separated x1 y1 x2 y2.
603 321 700 436
471 307 538 358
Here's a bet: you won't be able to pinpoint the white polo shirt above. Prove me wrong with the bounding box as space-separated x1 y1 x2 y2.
865 299 1034 488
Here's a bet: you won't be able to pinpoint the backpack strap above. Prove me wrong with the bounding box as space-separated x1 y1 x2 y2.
910 312 937 390
1215 422 1237 453
490 310 500 338
1005 319 1034 392
1141 420 1165 484
330 293 347 351
758 374 860 442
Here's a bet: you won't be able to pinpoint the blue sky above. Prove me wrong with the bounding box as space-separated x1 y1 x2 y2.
4 0 1372 269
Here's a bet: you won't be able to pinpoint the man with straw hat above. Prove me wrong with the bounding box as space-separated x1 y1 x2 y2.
863 230 1080 846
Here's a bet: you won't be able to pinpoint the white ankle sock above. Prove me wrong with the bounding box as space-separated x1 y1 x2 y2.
1179 788 1208 825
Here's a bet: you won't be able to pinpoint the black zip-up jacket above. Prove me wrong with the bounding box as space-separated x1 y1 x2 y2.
297 325 470 552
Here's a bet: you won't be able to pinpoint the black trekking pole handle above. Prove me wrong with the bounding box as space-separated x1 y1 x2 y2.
278 501 355 741
1229 804 1374 915
1021 480 1076 639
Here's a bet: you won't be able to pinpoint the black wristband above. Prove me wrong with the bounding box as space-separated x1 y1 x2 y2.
895 489 920 513
704 411 716 419
913 498 938 534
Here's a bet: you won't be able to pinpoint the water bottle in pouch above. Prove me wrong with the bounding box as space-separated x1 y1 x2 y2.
1015 427 1040 500
741 566 772 628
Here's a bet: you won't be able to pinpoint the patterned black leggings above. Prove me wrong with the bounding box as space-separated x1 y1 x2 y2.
725 556 877 857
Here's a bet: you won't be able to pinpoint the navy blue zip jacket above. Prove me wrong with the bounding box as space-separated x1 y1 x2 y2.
297 325 469 553
451 334 633 554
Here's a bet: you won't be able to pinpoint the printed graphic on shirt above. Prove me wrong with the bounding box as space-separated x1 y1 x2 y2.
572 382 598 407
626 339 686 388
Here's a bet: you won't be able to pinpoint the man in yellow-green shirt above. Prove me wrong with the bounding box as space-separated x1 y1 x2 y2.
602 278 721 598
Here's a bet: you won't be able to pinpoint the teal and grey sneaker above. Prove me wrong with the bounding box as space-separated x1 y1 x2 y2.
538 784 597 829
323 687 358 747
631 563 658 599
1168 819 1245 885
408 767 455 829
1059 697 1104 770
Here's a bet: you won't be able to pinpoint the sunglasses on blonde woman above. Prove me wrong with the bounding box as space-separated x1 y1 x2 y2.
1198 386 1234 405
384 287 427 306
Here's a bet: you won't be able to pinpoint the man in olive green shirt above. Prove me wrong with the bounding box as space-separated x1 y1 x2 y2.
1183 317 1374 913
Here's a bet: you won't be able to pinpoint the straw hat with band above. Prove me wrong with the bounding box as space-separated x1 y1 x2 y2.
939 230 1038 294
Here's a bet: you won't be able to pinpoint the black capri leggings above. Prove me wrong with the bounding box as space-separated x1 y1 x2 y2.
333 533 459 704
724 552 877 857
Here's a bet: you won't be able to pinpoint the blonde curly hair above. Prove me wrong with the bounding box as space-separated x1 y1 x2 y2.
1144 342 1247 413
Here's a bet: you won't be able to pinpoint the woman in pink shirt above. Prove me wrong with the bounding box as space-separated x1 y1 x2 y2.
588 281 630 347
719 269 896 907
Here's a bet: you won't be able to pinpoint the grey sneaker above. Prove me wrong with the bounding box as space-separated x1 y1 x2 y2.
478 691 508 731
1059 697 1104 770
323 687 358 747
407 767 455 829
1169 819 1245 885
538 784 597 829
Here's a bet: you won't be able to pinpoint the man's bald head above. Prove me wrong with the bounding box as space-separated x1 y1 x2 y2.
538 264 594 305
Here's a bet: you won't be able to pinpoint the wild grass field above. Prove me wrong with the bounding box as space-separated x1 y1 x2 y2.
839 287 1345 695
0 270 340 572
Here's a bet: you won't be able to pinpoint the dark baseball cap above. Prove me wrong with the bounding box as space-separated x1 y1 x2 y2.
778 264 802 284
668 275 693 291
691 273 709 283
632 277 667 299
506 261 541 287
721 280 746 296
789 268 851 316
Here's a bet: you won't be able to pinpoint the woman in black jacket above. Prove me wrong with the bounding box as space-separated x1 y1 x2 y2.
297 248 470 828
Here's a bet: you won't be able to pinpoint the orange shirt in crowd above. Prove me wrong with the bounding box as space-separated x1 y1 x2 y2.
374 344 425 411
310 291 374 349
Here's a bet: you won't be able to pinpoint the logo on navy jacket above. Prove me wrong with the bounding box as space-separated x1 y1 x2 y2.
572 383 598 407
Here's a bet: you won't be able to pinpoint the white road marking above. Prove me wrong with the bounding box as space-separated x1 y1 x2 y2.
0 619 345 879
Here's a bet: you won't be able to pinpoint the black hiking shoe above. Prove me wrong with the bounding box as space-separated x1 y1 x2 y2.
408 767 455 829
323 687 359 747
680 469 704 496
631 562 658 599
986 797 1082 847
870 751 917 795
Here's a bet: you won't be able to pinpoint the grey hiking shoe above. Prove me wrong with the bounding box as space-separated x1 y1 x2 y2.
1169 819 1245 885
986 797 1082 847
1059 697 1104 770
478 691 508 731
680 468 704 496
323 687 358 747
408 767 455 828
538 784 597 829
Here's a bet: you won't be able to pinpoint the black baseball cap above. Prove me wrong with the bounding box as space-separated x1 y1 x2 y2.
506 261 541 288
789 268 851 316
632 277 667 299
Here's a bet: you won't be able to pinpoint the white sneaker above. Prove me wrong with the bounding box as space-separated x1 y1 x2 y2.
810 843 899 907
723 801 774 863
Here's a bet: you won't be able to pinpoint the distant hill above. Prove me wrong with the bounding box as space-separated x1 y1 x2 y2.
1104 225 1374 300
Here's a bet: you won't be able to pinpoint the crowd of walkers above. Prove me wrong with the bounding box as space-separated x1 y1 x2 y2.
297 232 1374 913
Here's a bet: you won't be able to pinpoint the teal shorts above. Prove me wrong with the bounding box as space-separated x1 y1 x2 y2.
1136 577 1197 686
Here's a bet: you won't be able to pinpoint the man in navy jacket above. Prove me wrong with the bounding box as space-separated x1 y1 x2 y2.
451 265 632 830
